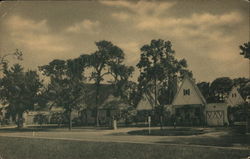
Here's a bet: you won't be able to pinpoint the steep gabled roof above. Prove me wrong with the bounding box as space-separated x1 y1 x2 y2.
172 76 206 106
226 86 245 106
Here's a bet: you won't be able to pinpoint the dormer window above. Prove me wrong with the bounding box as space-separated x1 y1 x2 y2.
183 89 190 96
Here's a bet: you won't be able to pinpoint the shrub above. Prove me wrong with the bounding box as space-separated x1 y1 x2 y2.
33 113 48 126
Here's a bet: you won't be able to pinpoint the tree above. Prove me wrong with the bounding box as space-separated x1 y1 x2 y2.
197 82 210 100
33 113 48 127
39 58 87 130
109 63 135 101
0 49 23 72
239 42 250 59
0 64 43 128
239 42 250 78
136 39 190 127
209 77 233 103
83 40 125 126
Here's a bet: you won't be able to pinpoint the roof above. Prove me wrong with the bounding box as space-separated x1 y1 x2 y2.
172 76 206 106
84 83 129 110
226 86 245 106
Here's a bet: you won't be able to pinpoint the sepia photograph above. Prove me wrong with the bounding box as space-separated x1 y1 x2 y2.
0 0 249 158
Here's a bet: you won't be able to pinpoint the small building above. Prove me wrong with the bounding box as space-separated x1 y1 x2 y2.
205 103 229 126
23 107 79 126
205 86 244 126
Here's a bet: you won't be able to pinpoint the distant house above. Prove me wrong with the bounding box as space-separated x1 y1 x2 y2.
80 84 129 126
23 107 79 126
226 86 245 107
137 91 156 111
171 76 206 126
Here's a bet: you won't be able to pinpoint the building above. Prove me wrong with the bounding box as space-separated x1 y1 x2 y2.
226 86 245 107
205 103 229 126
171 76 206 126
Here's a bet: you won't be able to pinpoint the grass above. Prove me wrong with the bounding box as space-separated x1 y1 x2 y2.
0 125 111 133
158 131 250 147
0 136 249 159
128 128 205 136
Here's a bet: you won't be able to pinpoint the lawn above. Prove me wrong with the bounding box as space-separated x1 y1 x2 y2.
0 136 249 159
128 128 205 136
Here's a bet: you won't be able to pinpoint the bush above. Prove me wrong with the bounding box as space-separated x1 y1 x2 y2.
50 112 68 127
72 117 82 126
33 113 48 126
228 103 249 124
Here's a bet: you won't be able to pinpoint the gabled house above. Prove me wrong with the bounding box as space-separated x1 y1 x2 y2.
137 90 157 111
171 76 206 125
226 86 245 107
80 84 129 126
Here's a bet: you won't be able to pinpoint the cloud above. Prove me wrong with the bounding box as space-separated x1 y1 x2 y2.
5 16 73 54
102 1 247 81
118 41 141 65
6 15 49 33
101 1 175 16
111 12 130 21
66 19 100 33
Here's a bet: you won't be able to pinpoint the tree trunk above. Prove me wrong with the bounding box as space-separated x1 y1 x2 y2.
95 81 100 127
17 113 23 129
68 110 72 130
85 111 88 126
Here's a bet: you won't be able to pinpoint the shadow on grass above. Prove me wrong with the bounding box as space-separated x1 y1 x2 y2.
0 125 113 133
128 128 205 136
157 129 250 147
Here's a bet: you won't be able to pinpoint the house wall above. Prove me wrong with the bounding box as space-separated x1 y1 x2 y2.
226 87 245 107
205 103 229 126
23 110 79 125
137 96 153 111
82 109 119 126
172 78 205 106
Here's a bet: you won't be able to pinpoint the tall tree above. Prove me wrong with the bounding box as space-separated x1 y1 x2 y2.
109 63 134 101
39 58 87 130
136 39 190 126
83 40 125 126
0 49 23 72
197 82 210 100
0 64 43 128
209 77 233 103
239 42 250 78
239 41 250 133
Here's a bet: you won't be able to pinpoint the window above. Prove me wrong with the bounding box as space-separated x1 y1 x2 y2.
183 89 190 96
232 93 237 98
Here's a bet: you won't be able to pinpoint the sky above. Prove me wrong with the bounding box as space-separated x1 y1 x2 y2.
0 0 249 83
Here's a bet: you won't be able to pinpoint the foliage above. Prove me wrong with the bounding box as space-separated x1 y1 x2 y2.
0 64 43 128
120 106 137 125
33 113 48 126
39 58 87 130
0 49 23 72
136 39 191 109
81 40 130 126
239 42 250 59
209 77 233 103
197 82 210 100
50 112 68 127
228 103 249 123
